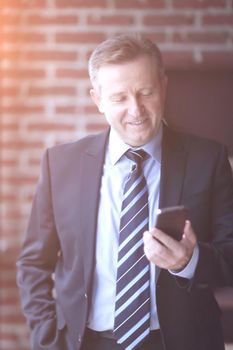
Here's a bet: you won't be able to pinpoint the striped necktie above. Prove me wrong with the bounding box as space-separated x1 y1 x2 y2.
114 149 150 350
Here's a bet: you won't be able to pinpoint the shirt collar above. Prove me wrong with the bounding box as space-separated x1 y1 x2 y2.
108 123 163 166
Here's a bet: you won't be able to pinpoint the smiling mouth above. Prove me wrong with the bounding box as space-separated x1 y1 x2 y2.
129 118 147 125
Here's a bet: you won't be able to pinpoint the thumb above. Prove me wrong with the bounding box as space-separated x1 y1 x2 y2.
183 220 197 245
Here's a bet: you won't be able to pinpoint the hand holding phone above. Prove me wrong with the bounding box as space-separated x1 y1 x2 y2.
155 205 188 241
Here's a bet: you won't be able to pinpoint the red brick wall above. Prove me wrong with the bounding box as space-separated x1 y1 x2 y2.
1 0 233 348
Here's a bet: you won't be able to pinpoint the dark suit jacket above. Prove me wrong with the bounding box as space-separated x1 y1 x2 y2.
16 126 233 350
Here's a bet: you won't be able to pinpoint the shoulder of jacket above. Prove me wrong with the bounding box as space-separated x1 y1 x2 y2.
46 130 108 156
167 126 224 154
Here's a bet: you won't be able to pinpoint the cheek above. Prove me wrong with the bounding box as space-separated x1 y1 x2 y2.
104 108 125 126
109 107 127 120
149 100 163 116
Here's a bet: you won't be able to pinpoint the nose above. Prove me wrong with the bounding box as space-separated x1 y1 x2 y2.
128 96 144 117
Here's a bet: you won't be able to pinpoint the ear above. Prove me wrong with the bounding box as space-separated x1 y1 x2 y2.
161 74 168 103
90 89 104 113
161 74 168 92
164 74 168 92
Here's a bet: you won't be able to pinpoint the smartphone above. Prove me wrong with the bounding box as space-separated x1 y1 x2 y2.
155 205 188 241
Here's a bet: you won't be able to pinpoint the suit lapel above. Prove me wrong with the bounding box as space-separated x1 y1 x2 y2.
159 126 188 208
78 126 187 291
79 129 109 291
157 126 188 285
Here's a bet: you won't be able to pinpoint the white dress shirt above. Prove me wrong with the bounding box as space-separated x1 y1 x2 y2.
87 125 199 331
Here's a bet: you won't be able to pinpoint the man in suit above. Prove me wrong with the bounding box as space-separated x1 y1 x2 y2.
17 34 233 350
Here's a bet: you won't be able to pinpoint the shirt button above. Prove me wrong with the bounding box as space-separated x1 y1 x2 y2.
84 293 88 299
78 335 82 342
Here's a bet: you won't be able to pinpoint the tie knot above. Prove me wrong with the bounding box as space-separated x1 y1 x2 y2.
126 149 148 166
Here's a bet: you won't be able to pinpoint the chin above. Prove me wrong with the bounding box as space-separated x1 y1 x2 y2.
124 131 152 147
129 139 148 147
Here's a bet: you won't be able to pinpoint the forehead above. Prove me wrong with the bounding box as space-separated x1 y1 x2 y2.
96 55 160 92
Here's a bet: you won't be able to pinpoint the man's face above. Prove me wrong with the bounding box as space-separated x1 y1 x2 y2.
90 54 167 147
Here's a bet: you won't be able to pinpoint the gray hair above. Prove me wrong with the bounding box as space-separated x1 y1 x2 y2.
88 33 165 89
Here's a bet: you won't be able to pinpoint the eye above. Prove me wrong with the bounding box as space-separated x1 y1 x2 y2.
110 95 126 103
140 89 153 97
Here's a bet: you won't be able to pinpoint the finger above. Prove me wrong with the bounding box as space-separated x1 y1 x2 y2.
143 231 170 261
182 220 197 245
144 244 170 267
143 230 153 241
144 230 191 269
151 228 180 249
143 230 165 251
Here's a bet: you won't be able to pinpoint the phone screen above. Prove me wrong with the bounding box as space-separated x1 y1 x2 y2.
155 206 188 241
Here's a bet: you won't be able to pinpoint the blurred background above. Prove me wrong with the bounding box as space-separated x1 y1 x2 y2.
0 0 233 349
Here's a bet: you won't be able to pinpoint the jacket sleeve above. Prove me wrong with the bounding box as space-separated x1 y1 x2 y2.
16 149 64 349
192 144 233 288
